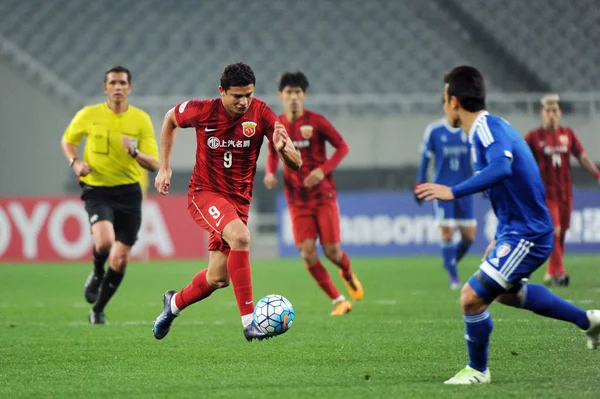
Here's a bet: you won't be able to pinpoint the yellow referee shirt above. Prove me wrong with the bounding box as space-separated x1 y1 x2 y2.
63 103 159 187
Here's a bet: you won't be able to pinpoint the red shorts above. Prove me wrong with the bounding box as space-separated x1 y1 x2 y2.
188 190 248 254
546 198 572 231
288 201 341 246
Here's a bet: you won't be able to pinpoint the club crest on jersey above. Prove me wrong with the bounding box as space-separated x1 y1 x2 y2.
242 121 257 137
300 125 314 139
496 243 511 258
559 135 569 145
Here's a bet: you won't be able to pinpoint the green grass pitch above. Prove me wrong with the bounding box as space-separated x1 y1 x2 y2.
1 255 599 398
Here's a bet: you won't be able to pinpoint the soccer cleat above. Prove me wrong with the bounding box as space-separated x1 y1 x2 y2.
88 311 105 325
340 271 364 301
555 274 570 287
444 365 491 385
84 271 103 304
330 300 352 316
243 323 270 342
584 310 600 349
450 278 461 290
152 290 178 340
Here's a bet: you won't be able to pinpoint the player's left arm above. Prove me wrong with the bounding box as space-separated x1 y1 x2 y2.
263 106 302 171
571 130 600 183
305 116 349 188
124 112 159 172
416 129 513 201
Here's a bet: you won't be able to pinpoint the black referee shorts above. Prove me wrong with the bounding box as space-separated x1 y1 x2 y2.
80 182 143 246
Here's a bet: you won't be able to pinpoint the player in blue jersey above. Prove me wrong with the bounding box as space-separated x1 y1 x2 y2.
416 66 600 385
416 119 475 289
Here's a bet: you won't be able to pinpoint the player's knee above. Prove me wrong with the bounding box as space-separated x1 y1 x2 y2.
460 284 488 314
324 246 342 263
229 229 251 250
554 226 562 236
440 227 454 242
95 242 112 256
109 252 129 272
300 245 319 265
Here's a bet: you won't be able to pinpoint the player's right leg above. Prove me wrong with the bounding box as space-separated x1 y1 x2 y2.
439 225 460 289
455 196 476 264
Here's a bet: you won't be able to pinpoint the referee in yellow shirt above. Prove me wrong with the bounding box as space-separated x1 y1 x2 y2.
60 66 159 324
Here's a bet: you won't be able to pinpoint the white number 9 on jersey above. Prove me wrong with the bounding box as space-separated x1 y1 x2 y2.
224 151 232 168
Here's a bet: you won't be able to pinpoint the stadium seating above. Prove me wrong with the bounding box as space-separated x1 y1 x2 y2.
456 0 600 91
0 0 597 97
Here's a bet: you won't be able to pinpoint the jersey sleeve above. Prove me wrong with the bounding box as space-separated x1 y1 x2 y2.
174 100 204 128
569 129 584 157
523 131 539 161
138 111 159 161
318 115 349 175
62 107 89 145
261 103 279 143
478 121 513 164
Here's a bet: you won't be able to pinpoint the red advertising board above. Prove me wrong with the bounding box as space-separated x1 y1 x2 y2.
0 195 207 261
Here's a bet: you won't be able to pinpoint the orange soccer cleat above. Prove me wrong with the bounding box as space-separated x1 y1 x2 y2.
340 271 364 301
330 300 352 316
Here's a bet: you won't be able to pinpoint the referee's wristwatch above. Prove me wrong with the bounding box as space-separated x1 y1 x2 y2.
131 148 139 158
69 157 78 167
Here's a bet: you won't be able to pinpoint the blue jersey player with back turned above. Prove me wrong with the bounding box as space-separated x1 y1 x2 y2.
416 119 475 289
416 66 600 385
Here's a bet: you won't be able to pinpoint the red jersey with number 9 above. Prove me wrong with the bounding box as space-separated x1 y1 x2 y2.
174 98 278 206
524 126 584 201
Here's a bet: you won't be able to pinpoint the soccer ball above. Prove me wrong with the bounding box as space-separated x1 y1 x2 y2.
253 294 295 336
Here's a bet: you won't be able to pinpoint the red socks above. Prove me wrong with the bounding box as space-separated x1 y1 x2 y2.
548 232 565 276
332 251 352 279
307 262 341 300
228 250 254 316
175 269 215 310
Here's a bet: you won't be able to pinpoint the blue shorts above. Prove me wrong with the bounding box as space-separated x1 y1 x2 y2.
433 196 476 227
469 232 554 303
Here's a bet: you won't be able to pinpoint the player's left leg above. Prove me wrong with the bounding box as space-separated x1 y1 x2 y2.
553 198 573 286
318 201 363 301
456 225 475 263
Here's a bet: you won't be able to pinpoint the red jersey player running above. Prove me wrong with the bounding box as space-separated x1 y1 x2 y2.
264 72 364 316
525 94 600 287
152 63 302 341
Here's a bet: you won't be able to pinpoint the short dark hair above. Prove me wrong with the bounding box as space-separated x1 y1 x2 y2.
278 71 310 92
104 65 131 85
220 62 256 91
444 66 486 112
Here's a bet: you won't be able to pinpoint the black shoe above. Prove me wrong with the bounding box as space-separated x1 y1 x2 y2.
84 271 103 304
555 274 570 287
243 323 270 342
88 311 105 325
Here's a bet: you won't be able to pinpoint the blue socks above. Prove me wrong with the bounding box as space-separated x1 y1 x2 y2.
522 284 590 330
464 310 493 372
455 239 473 263
441 240 458 280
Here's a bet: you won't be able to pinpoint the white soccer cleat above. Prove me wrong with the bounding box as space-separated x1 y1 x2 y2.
444 365 491 385
584 310 600 350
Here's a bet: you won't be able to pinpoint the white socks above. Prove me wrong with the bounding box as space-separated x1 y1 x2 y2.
170 293 181 315
241 314 253 328
332 295 346 304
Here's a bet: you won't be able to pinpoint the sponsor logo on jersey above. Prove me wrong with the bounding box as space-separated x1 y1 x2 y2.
496 243 511 258
207 136 220 149
300 125 313 139
242 121 257 137
559 135 569 145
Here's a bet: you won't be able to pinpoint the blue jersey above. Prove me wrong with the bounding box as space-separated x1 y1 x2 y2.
418 119 471 186
469 112 553 240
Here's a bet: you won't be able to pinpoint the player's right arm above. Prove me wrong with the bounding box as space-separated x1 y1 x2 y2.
154 107 179 195
61 108 91 177
523 130 539 162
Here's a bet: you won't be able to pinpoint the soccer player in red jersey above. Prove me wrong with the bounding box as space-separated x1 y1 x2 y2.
525 94 600 286
152 63 302 341
264 72 364 316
